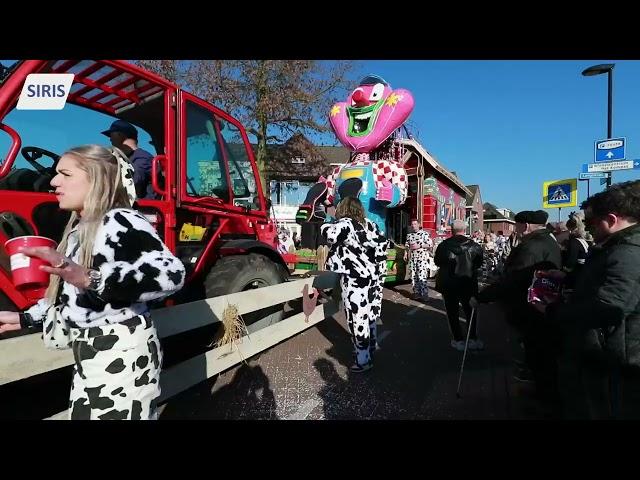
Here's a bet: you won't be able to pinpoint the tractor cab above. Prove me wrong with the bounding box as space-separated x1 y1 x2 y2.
0 60 284 312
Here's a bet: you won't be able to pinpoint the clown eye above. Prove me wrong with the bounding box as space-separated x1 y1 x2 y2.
369 83 385 101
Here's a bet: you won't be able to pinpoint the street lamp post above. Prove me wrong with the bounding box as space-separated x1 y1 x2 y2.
582 63 615 188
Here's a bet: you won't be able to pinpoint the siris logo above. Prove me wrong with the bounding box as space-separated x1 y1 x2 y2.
16 73 75 110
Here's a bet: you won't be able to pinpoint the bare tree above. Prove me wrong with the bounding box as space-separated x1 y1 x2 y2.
134 60 185 85
135 60 356 189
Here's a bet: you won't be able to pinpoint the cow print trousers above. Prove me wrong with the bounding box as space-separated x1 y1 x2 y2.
409 250 430 299
68 315 162 420
340 275 381 368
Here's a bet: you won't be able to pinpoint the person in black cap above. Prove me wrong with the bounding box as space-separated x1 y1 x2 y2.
472 208 562 413
102 120 156 199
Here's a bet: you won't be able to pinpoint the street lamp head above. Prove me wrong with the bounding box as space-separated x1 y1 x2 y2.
582 63 615 77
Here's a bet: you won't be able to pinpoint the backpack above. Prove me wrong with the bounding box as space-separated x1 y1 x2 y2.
453 240 476 278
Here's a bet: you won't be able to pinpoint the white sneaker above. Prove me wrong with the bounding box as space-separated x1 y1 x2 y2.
468 339 485 350
450 340 465 351
350 363 373 373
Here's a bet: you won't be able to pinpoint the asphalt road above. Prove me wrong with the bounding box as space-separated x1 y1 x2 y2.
159 281 546 420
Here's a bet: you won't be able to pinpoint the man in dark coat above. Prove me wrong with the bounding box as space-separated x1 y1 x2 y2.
434 220 484 350
543 180 640 418
474 209 562 410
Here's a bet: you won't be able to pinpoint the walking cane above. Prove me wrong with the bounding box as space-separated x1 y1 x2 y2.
456 307 477 399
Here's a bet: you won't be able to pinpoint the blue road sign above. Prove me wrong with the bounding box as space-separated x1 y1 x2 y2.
546 183 572 206
595 138 626 163
579 171 609 180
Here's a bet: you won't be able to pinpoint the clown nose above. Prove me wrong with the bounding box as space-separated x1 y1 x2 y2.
352 90 368 106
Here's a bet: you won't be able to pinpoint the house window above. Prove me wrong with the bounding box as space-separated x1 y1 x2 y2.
291 156 306 164
270 180 303 206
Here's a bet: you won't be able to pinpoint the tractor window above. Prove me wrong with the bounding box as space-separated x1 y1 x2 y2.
0 103 156 193
184 101 230 203
215 117 260 210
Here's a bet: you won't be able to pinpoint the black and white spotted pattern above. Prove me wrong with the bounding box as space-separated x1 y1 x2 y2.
341 275 378 366
406 229 433 298
69 315 162 420
118 158 137 207
27 208 185 328
321 217 388 279
322 217 388 367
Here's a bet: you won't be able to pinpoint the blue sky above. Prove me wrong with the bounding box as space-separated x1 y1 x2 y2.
348 60 640 218
2 59 639 219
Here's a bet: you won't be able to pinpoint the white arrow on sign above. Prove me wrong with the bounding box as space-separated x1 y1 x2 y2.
606 151 614 159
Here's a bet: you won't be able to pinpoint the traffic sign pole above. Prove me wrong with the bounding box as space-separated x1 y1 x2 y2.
607 69 613 188
579 178 590 198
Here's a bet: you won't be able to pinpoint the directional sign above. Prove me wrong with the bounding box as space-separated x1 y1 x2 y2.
595 137 626 163
543 178 577 209
579 171 610 180
584 160 640 173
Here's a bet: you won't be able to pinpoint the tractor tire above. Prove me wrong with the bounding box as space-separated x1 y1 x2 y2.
204 253 288 334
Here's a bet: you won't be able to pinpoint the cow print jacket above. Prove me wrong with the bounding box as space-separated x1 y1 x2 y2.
406 230 433 252
321 217 388 279
26 208 185 328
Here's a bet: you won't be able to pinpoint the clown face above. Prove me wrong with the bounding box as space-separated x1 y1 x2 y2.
329 74 414 153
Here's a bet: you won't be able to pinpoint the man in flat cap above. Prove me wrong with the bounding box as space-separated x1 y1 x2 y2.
473 209 562 413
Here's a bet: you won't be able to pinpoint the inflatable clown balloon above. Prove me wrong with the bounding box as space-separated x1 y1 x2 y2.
329 74 415 154
295 74 415 240
325 74 414 234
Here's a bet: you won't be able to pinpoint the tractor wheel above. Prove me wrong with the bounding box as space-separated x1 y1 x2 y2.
205 253 288 334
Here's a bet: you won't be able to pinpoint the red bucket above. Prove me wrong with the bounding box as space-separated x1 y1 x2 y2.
4 235 58 290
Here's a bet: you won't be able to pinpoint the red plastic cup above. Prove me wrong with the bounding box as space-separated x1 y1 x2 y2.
4 235 58 290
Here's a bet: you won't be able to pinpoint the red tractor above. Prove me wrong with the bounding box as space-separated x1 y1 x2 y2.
0 60 291 327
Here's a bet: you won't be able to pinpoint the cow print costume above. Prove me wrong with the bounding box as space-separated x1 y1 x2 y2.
27 208 185 420
405 229 433 299
321 217 388 368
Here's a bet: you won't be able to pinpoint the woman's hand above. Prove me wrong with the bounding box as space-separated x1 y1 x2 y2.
0 311 21 333
19 246 90 290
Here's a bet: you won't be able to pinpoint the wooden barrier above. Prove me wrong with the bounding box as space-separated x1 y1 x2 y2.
0 273 340 420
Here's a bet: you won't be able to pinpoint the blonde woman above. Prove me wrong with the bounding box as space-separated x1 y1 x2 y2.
0 145 185 420
321 197 387 372
562 211 590 288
